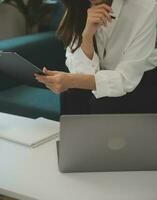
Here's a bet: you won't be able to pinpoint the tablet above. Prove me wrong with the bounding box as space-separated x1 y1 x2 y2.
0 51 45 85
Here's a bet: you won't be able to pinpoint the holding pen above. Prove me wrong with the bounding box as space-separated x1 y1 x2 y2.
93 0 118 21
105 0 118 20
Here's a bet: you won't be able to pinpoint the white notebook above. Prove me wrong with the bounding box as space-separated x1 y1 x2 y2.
0 113 60 148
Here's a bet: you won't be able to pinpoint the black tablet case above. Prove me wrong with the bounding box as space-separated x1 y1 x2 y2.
0 52 44 85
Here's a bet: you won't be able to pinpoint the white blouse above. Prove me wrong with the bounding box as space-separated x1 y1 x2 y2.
65 0 157 99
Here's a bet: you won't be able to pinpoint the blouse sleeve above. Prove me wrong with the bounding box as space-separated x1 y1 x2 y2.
65 46 100 75
92 4 157 98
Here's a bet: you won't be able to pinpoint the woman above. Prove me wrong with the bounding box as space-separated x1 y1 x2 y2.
35 0 157 115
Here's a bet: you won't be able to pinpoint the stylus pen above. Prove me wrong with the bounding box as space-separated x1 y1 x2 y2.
110 15 118 20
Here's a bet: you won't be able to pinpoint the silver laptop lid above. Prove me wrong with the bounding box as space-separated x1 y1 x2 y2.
58 114 157 173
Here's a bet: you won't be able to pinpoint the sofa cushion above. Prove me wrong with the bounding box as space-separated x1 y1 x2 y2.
0 85 60 121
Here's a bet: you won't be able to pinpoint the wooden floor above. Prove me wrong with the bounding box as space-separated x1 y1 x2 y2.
0 195 17 200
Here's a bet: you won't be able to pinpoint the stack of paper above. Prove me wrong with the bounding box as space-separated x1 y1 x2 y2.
0 113 60 148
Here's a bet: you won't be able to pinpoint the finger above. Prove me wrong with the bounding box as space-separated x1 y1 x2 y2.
34 73 45 78
91 16 105 25
34 74 45 80
35 77 47 84
92 14 108 24
43 67 48 74
35 75 55 84
43 67 59 76
34 75 47 84
94 9 112 22
93 3 113 13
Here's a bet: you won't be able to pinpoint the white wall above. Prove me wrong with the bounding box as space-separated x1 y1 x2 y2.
0 4 26 40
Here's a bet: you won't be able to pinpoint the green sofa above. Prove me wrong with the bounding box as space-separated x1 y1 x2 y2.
0 31 67 121
0 0 67 121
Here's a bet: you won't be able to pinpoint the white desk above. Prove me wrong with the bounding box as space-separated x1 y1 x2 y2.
0 138 157 200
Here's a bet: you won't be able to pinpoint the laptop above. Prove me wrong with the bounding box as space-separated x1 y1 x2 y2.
57 114 157 173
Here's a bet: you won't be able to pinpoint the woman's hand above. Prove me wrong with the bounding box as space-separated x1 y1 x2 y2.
35 67 96 94
35 67 71 94
81 3 112 60
83 3 113 37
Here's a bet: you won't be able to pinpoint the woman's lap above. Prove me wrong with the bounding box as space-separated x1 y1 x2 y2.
60 90 156 115
60 89 92 115
89 86 157 114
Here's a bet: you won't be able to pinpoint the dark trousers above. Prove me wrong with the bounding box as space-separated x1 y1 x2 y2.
60 68 157 115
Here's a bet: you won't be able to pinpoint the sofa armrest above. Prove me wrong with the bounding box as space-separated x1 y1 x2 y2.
0 31 67 70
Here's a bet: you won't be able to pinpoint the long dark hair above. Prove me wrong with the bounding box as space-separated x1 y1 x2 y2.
57 0 90 52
